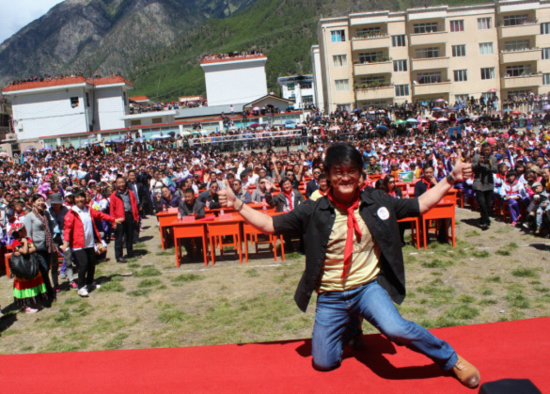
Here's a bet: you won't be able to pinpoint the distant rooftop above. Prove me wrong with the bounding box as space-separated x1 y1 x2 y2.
200 51 266 65
175 103 245 119
129 95 149 102
2 75 133 93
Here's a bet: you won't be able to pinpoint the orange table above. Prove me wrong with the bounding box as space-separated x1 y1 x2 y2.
171 219 209 266
206 216 245 265
420 199 456 249
157 210 178 250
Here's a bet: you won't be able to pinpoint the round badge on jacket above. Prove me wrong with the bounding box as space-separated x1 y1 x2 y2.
377 207 390 220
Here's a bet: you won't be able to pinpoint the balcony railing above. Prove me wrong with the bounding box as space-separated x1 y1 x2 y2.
501 74 543 89
500 48 540 63
413 80 452 96
409 31 447 46
355 84 395 100
498 22 539 38
351 34 391 51
411 56 450 71
353 61 393 75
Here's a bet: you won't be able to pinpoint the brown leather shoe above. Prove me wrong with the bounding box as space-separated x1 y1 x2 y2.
452 355 480 389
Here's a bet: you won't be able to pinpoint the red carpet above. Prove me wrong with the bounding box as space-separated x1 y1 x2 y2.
1 318 548 393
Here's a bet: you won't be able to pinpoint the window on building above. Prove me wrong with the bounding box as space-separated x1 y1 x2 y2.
450 20 464 32
86 92 90 107
152 118 163 124
336 104 351 111
393 59 408 72
70 97 79 108
452 45 466 57
542 23 550 34
287 83 295 91
301 82 312 89
413 22 438 34
503 14 529 26
543 48 550 60
478 17 492 29
543 74 550 85
454 70 468 82
416 72 442 84
455 94 470 104
302 96 314 103
333 54 347 67
335 79 350 91
392 35 406 46
123 92 127 106
359 51 384 63
415 47 440 59
130 120 141 126
356 27 381 37
360 76 386 85
507 90 530 98
481 67 495 80
395 84 410 96
505 40 530 51
331 30 346 42
506 65 531 77
479 42 494 55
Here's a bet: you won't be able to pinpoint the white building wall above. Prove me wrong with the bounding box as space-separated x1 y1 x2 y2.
10 87 88 140
96 86 127 130
311 45 325 110
202 59 268 106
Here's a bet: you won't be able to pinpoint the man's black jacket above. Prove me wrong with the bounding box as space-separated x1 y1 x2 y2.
272 188 420 312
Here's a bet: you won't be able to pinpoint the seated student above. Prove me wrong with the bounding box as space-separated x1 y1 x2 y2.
155 186 180 212
310 174 330 201
251 177 269 203
10 222 48 313
500 170 529 226
197 182 220 209
13 200 26 225
232 179 252 204
178 188 206 261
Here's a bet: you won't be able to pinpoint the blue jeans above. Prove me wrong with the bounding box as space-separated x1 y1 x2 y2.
312 280 457 371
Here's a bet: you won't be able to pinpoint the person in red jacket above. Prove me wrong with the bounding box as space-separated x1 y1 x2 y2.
110 176 140 263
61 190 122 297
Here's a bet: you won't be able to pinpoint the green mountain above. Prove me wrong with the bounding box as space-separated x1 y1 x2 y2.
0 0 257 87
127 0 472 101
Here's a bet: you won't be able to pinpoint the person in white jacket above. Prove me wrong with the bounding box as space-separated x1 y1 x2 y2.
500 170 529 226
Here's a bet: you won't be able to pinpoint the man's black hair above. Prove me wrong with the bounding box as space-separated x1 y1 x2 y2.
324 143 363 173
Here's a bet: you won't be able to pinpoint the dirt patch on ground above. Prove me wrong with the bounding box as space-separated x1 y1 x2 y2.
1 208 549 354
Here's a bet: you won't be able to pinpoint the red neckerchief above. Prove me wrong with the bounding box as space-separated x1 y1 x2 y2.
389 190 396 198
326 189 362 278
318 189 327 196
282 189 294 211
421 177 433 190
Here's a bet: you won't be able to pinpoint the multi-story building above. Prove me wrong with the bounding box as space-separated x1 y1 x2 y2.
277 75 316 108
314 0 550 112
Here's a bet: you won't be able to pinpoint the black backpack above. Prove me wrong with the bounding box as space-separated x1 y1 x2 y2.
9 253 40 279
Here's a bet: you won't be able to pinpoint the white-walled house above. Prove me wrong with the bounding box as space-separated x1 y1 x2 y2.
277 75 316 108
200 54 268 106
1 76 133 141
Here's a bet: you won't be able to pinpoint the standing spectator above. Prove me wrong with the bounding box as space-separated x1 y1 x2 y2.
62 190 121 297
472 143 498 229
24 194 57 299
110 177 140 263
306 167 322 199
48 193 72 287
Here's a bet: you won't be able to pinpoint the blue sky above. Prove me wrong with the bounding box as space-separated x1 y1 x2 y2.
0 0 64 45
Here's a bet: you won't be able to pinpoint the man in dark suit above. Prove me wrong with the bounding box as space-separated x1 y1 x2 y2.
306 166 322 199
84 166 101 184
127 170 147 243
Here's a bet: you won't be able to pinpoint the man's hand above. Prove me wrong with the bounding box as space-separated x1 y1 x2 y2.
450 150 472 182
218 180 237 208
264 180 273 192
115 218 124 224
156 193 162 201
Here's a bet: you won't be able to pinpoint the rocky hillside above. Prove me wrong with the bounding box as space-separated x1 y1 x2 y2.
0 0 256 86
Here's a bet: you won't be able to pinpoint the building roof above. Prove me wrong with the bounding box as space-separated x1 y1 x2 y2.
174 104 245 119
244 95 295 108
200 54 267 65
2 75 133 93
129 95 149 102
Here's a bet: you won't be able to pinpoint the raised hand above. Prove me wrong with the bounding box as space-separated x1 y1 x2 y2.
451 150 472 182
218 179 237 208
